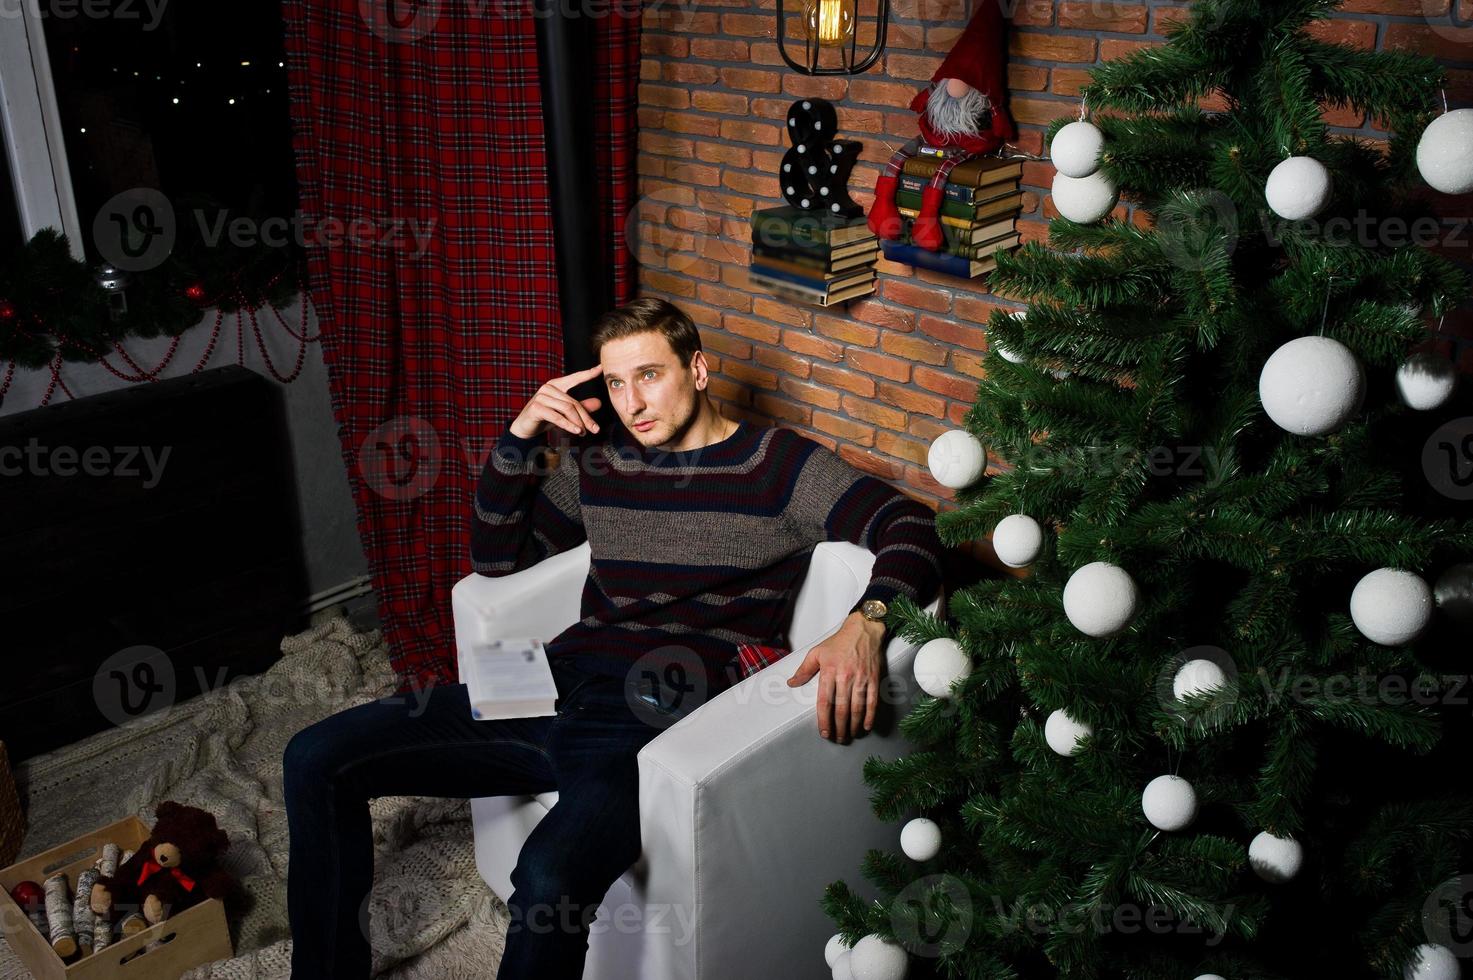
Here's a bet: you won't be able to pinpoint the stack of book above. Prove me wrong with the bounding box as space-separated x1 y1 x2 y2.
748 206 880 307
880 150 1024 279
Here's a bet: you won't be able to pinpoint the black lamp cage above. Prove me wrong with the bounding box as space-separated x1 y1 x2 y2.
776 0 889 75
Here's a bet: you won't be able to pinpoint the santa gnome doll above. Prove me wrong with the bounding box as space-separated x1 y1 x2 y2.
866 0 1014 251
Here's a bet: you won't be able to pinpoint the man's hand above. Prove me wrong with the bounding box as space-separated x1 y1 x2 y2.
509 363 605 439
786 611 886 742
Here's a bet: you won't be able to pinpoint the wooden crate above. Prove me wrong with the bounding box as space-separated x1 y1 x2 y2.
0 741 20 868
0 815 233 980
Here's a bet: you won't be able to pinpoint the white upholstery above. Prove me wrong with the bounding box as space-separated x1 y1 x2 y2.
450 540 943 979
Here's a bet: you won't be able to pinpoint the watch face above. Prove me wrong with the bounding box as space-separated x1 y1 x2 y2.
863 599 887 620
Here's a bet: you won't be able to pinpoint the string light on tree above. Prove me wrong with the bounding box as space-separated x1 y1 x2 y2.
899 817 941 861
1416 107 1473 194
1141 774 1197 831
1350 568 1433 646
913 637 972 698
1063 561 1139 637
1044 708 1092 756
1258 335 1364 436
991 513 1043 567
1265 156 1332 221
1247 831 1303 883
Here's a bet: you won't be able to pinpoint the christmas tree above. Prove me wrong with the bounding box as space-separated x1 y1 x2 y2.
825 0 1473 977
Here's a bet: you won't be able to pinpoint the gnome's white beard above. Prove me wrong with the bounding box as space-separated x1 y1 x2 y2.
925 80 991 138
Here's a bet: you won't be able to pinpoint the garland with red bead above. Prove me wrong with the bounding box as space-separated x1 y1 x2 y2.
0 226 301 370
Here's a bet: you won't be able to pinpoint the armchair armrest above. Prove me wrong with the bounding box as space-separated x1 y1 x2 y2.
632 592 942 980
450 541 592 683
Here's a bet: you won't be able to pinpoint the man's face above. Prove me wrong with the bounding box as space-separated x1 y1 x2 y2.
599 332 705 449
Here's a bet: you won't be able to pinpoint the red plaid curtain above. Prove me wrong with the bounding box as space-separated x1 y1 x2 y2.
282 0 639 688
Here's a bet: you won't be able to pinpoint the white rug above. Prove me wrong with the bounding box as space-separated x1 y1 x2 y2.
1 615 511 979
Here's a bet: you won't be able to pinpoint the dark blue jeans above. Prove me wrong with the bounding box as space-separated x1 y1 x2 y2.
282 656 681 979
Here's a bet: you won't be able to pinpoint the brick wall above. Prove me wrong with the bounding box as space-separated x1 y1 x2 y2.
633 0 1473 528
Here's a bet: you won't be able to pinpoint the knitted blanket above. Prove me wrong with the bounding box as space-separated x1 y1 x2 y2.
0 615 510 979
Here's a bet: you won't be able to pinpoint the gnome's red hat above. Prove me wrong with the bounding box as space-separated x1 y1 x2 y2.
909 0 1015 154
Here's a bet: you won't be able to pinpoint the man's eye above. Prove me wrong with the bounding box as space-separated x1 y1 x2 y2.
643 370 656 380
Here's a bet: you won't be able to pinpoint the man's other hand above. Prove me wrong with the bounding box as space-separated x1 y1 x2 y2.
786 612 886 742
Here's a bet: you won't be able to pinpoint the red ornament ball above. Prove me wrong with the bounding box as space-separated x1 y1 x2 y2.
0 299 15 322
185 283 207 303
9 880 44 911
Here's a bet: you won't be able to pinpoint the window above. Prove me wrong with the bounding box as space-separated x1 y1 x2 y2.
1 2 297 264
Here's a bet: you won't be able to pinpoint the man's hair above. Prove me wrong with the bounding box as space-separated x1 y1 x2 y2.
590 297 702 368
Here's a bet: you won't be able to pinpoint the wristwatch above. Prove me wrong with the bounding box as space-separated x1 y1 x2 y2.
856 598 888 624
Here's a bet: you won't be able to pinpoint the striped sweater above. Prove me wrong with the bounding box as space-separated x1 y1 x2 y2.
471 417 944 708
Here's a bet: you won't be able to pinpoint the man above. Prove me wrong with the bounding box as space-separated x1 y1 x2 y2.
282 296 943 979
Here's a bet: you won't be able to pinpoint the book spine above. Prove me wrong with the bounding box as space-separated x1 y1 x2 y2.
898 174 979 204
895 189 984 221
900 155 1024 187
880 240 979 278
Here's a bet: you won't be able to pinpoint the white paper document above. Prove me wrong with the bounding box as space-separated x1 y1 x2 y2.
464 638 559 721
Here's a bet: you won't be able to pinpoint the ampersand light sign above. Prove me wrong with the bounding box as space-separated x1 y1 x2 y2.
779 99 863 218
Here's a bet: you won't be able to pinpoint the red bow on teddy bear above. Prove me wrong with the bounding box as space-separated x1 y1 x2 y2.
137 859 197 891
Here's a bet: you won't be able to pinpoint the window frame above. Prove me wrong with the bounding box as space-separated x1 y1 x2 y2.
0 5 86 259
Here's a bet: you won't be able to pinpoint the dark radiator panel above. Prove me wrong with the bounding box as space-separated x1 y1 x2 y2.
0 366 309 761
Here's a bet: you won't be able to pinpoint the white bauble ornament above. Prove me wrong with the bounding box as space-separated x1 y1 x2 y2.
1063 561 1139 637
1142 774 1198 831
992 310 1027 364
1044 708 1093 756
1350 568 1433 646
1265 155 1332 221
1173 658 1227 701
1396 351 1458 410
1052 170 1119 224
1417 108 1473 194
1193 976 1228 980
1050 120 1104 178
848 934 908 980
927 430 987 489
993 514 1044 568
826 933 853 968
1404 943 1461 980
1435 563 1473 632
832 949 856 980
900 817 942 861
913 638 972 698
1258 335 1364 436
1248 831 1304 883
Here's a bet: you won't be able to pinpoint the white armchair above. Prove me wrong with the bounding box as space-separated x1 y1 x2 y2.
450 540 943 980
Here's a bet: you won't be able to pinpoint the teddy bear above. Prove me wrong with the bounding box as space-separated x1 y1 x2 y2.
89 801 245 935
